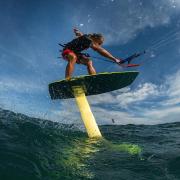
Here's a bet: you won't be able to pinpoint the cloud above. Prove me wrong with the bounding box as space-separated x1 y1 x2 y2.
167 0 180 8
43 70 180 126
91 106 146 125
0 75 50 119
0 77 46 94
90 104 180 125
144 106 180 123
3 70 180 126
162 70 180 106
89 83 159 108
116 83 159 107
87 70 180 124
72 0 180 44
45 99 85 130
1 0 180 126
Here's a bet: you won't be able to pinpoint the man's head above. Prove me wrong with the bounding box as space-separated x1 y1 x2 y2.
90 33 104 45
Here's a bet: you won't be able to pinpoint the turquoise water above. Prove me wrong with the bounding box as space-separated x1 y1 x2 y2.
0 108 180 180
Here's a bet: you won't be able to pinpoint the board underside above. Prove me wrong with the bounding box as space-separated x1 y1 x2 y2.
49 71 139 99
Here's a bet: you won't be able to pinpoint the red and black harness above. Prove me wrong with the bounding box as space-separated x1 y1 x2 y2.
59 34 92 64
59 34 146 67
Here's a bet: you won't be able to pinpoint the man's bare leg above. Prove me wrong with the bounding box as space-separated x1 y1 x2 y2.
87 61 96 75
65 53 77 80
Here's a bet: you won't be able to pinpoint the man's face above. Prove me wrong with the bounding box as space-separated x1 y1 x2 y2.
97 38 104 46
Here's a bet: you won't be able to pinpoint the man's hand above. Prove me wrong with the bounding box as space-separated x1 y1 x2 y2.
73 28 83 37
73 28 78 33
114 58 124 64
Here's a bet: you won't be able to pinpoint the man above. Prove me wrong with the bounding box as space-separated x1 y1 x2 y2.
61 28 123 80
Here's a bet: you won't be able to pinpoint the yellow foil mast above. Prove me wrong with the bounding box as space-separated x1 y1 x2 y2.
49 72 139 138
72 86 102 138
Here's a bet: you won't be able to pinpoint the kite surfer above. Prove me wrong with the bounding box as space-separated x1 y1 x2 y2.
60 28 123 80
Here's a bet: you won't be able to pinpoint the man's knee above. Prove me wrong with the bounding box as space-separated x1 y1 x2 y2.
67 53 77 63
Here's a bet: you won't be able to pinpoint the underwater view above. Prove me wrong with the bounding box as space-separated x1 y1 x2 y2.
0 108 180 180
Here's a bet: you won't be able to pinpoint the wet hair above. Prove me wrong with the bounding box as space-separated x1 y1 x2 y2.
89 33 104 42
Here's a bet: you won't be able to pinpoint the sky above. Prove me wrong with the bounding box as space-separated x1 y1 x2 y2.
0 0 180 125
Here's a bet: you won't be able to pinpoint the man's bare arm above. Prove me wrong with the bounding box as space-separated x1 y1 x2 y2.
91 43 122 62
73 28 83 37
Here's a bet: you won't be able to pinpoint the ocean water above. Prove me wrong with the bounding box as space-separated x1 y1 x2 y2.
0 108 180 180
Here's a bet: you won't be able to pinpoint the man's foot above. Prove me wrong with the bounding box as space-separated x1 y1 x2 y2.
65 77 71 81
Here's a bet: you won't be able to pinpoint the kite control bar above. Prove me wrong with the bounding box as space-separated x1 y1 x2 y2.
118 50 146 64
123 51 146 64
116 50 146 67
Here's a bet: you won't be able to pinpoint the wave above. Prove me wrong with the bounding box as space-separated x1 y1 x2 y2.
0 108 180 180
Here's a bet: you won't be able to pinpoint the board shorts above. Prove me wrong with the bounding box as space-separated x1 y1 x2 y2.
62 49 90 64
